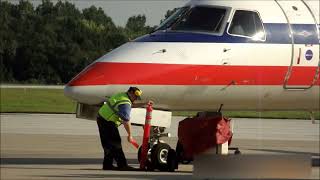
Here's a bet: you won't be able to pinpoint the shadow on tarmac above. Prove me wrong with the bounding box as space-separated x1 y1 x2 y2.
1 166 192 174
1 158 138 165
40 174 313 180
2 155 319 167
42 174 192 180
2 157 317 180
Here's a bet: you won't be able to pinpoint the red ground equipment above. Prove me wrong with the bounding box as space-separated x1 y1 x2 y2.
137 108 238 172
177 113 233 159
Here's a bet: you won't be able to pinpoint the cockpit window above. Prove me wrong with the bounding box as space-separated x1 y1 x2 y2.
157 7 190 31
228 10 266 41
157 6 228 33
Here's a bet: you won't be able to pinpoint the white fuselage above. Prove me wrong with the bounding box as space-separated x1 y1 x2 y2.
64 0 319 111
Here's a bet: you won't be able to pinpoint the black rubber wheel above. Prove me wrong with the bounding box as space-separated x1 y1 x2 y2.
167 149 178 172
146 160 155 171
235 149 241 155
138 144 153 170
138 144 151 162
151 143 171 171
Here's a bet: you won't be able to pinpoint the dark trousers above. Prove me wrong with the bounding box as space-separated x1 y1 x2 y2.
97 115 127 168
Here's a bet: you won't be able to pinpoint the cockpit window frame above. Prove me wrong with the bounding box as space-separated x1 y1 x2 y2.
157 5 232 36
156 6 191 31
227 9 267 41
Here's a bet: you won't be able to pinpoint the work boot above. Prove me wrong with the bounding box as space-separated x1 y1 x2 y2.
118 165 137 171
102 165 117 170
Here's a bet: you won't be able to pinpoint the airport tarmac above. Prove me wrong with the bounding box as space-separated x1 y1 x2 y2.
1 113 319 179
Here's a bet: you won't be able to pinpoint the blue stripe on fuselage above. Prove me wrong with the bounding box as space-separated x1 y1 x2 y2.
135 23 319 44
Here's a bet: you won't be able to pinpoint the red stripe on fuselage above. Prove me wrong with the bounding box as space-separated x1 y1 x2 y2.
68 62 319 86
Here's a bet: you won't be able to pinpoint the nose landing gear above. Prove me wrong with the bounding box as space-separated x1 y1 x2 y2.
137 126 175 171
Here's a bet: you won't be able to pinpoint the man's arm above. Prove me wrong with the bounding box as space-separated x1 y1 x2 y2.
123 121 133 143
132 100 154 108
118 104 132 142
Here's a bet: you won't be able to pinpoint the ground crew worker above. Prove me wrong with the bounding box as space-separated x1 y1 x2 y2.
97 87 147 171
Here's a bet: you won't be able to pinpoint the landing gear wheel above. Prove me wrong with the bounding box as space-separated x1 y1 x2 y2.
235 149 241 155
151 143 171 171
138 144 154 170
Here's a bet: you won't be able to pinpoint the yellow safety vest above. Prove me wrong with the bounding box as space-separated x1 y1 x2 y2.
98 92 132 127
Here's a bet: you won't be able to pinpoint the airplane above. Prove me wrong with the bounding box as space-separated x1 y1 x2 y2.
64 0 319 171
65 0 319 112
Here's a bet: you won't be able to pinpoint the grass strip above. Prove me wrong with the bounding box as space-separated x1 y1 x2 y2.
1 88 319 119
0 88 76 113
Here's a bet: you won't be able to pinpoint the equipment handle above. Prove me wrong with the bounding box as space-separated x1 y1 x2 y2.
130 138 139 149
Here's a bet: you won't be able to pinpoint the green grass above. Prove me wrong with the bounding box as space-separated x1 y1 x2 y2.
1 88 319 119
0 88 76 113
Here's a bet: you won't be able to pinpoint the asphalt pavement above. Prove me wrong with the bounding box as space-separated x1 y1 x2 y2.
1 113 319 179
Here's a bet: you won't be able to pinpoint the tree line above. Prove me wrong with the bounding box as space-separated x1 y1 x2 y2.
0 0 175 84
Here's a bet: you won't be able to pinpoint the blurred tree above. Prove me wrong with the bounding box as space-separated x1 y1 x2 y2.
125 14 152 40
36 0 54 17
126 14 146 32
83 5 116 30
0 0 164 84
160 8 178 24
0 1 19 82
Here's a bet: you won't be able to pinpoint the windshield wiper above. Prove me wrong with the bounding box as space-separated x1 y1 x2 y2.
165 8 191 31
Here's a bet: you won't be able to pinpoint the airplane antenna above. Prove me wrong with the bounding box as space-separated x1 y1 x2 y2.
218 104 223 112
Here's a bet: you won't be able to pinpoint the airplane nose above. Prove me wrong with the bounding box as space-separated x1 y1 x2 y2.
66 61 139 87
63 60 143 105
64 84 85 103
64 84 105 105
63 85 76 100
64 62 107 104
67 62 103 86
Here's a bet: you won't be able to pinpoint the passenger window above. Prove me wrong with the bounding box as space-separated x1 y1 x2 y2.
228 10 265 40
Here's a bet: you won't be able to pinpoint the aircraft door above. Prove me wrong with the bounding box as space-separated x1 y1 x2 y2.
276 0 319 89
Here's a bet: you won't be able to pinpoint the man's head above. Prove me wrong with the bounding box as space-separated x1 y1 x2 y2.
127 87 142 102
